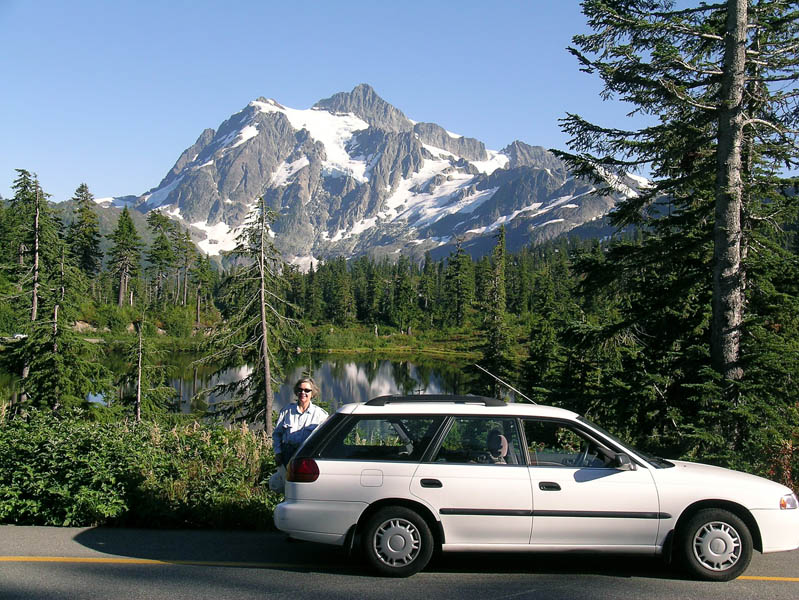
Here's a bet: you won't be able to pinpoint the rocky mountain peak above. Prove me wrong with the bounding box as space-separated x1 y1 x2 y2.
313 83 413 132
110 85 637 267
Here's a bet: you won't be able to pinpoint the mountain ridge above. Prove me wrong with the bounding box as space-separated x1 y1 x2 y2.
101 84 638 267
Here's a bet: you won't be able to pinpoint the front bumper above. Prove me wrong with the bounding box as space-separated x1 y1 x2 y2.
752 507 799 553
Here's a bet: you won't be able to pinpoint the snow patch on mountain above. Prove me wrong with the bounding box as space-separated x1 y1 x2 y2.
271 157 310 187
160 205 183 219
231 124 259 149
192 219 239 255
142 176 184 209
289 255 319 271
251 99 370 182
471 150 510 175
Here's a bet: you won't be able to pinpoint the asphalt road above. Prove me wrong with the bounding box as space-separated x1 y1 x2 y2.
0 525 797 599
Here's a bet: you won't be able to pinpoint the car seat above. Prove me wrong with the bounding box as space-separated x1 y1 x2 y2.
487 429 508 464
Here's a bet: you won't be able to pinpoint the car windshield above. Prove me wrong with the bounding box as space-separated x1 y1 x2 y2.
577 416 674 469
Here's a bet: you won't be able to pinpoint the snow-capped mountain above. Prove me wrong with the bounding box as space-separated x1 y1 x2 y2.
112 84 642 266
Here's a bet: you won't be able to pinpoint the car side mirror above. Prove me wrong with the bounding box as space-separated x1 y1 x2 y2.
613 453 636 471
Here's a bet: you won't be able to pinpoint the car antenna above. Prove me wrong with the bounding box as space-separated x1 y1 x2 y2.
474 363 537 404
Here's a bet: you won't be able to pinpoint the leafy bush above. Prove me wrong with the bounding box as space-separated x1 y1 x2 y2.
95 305 136 334
158 305 195 338
0 413 280 529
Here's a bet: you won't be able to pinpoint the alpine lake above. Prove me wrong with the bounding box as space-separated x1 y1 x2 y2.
0 349 482 418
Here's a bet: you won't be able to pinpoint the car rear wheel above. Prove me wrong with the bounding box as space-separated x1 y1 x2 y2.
678 508 752 581
362 506 434 577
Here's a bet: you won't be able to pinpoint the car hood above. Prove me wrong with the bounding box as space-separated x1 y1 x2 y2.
657 459 792 506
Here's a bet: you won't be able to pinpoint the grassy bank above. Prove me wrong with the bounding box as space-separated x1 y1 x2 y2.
303 323 487 360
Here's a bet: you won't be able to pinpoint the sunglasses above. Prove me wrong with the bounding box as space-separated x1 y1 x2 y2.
296 388 313 394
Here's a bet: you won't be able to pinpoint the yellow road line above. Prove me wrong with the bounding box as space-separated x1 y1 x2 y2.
0 556 290 568
2 557 796 581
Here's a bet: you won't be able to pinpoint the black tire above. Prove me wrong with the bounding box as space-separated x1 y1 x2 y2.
677 508 753 581
361 506 434 577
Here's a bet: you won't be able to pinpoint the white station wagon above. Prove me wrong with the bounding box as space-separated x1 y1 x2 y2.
274 395 799 579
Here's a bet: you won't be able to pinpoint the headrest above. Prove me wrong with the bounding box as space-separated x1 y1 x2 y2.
487 430 508 457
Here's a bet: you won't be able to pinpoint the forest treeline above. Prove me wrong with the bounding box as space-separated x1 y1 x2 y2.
1 169 797 486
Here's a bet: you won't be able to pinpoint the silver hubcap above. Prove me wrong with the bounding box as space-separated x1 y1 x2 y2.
373 517 421 567
693 521 742 571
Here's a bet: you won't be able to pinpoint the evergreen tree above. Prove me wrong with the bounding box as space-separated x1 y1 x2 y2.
556 0 799 467
6 171 63 319
171 227 195 306
116 316 176 421
5 171 66 408
199 197 295 432
418 251 438 325
304 263 324 324
145 212 176 304
391 256 417 333
67 183 103 281
444 239 475 327
2 174 108 415
559 0 799 384
107 207 143 306
479 226 515 397
19 302 110 412
324 257 355 325
189 253 216 326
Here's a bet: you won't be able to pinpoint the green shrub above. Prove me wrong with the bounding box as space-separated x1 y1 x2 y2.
0 413 280 529
96 305 136 334
158 306 195 338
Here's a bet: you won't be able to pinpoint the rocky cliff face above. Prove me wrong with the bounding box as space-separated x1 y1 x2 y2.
116 84 640 267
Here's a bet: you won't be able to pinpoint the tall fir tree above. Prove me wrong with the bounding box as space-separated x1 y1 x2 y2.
199 197 295 432
107 207 143 306
444 239 475 328
67 183 103 281
479 226 516 397
555 0 799 468
145 212 176 304
189 253 216 326
4 173 108 415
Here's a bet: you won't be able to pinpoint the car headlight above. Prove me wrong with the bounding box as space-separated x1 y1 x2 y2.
780 493 798 510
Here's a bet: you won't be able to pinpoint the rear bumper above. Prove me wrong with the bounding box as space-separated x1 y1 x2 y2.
274 499 367 546
752 508 799 553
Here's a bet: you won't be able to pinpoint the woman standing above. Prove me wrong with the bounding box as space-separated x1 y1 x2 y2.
273 377 328 468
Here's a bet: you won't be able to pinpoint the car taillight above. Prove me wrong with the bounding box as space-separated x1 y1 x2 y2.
287 458 319 483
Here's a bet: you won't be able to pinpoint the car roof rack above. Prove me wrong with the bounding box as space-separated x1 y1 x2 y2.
365 394 507 407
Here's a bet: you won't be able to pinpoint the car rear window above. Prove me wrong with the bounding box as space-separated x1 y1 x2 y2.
317 415 445 462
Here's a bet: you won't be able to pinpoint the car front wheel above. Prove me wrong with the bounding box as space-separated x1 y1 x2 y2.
362 506 434 577
678 508 753 581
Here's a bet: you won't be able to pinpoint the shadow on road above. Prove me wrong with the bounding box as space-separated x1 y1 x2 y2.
431 550 679 579
73 527 681 580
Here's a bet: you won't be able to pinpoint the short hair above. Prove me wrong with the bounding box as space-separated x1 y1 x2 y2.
293 376 319 399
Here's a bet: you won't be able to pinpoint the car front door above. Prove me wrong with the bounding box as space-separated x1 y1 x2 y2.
411 416 533 546
523 418 661 549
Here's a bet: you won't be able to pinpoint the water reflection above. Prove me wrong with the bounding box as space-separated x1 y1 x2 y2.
0 352 481 416
183 354 476 414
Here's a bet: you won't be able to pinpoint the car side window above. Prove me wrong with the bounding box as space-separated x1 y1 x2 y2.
523 419 613 468
318 416 443 461
432 417 522 465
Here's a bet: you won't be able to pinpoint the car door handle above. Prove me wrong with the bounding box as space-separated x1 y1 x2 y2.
420 478 442 488
539 481 561 491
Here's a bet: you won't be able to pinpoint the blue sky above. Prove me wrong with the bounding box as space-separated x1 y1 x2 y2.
1 0 638 203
